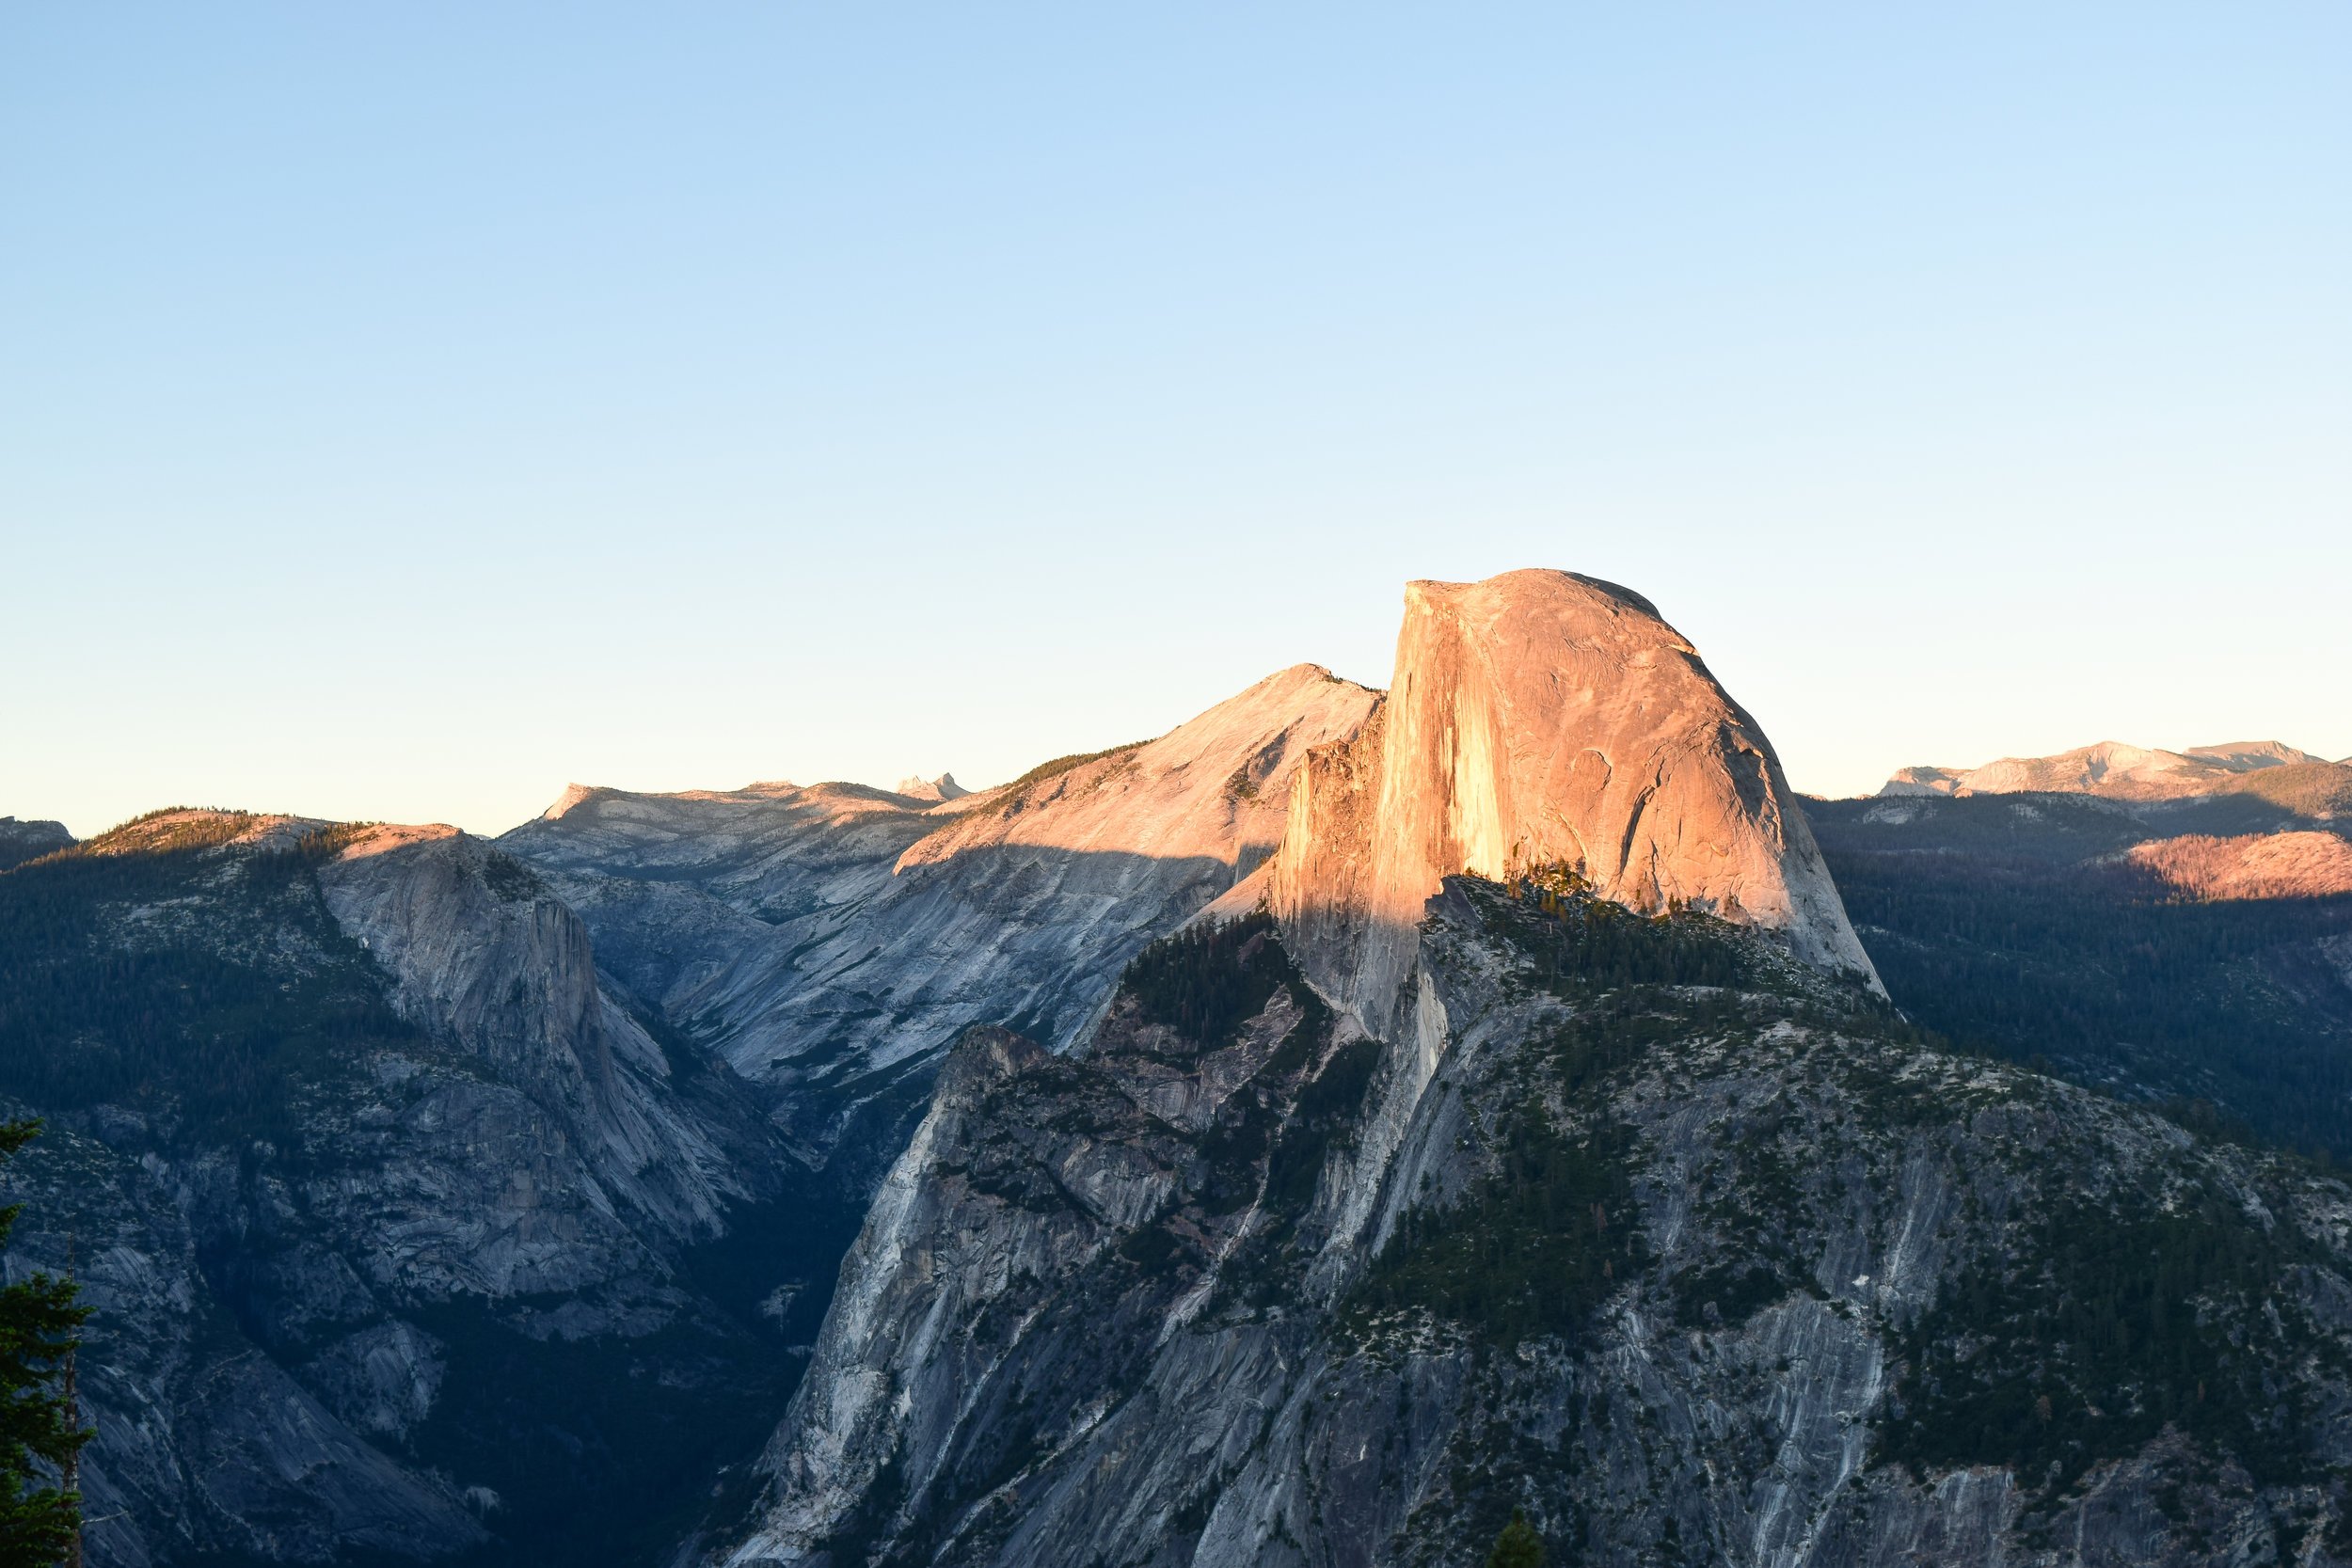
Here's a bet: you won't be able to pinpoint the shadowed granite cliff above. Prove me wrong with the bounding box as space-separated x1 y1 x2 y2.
0 811 814 1568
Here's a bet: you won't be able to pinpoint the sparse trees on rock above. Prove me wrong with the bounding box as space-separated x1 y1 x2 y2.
0 1120 90 1568
1486 1508 1545 1568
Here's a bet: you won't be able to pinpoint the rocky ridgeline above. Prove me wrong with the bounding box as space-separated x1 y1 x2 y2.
499 663 1378 1181
1883 738 2352 818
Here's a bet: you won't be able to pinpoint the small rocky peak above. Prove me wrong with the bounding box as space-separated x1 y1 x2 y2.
541 783 605 820
1274 568 1879 1032
0 816 73 871
1879 766 1964 798
893 772 970 802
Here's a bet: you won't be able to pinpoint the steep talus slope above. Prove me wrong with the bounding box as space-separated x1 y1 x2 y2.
1810 792 2352 1163
1274 570 1876 1039
501 664 1378 1172
714 885 2352 1568
0 812 825 1568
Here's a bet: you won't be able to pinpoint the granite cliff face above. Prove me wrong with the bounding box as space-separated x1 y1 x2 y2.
2 1119 492 1568
501 664 1379 1176
316 822 743 1251
1274 571 1877 1038
713 885 2352 1568
0 812 818 1568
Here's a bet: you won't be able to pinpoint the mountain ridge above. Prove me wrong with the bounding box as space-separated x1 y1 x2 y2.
8 566 2347 1568
1882 738 2348 811
497 661 1381 1181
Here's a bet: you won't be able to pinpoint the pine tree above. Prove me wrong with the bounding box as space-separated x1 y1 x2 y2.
0 1120 91 1567
1486 1507 1545 1568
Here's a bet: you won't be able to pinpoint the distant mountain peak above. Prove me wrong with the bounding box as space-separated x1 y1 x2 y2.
542 783 604 819
1878 739 2339 802
0 815 72 872
891 771 969 802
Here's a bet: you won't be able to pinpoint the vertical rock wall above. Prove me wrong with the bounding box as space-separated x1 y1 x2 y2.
1273 569 1879 1034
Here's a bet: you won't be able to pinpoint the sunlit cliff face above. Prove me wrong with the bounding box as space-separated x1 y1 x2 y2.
893 662 1377 879
1272 568 1881 1037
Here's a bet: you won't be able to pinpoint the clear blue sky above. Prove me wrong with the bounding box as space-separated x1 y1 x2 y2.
6 6 2346 837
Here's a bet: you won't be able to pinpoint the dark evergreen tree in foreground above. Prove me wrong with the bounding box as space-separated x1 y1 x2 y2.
0 1121 89 1567
1486 1508 1545 1568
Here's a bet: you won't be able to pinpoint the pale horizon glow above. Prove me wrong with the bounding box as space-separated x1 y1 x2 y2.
5 7 2347 840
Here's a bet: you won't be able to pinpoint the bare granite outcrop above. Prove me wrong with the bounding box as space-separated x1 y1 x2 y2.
1273 570 1879 1037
